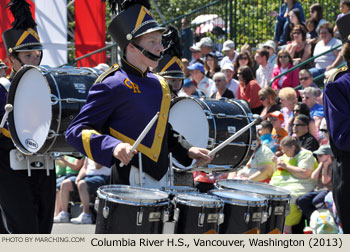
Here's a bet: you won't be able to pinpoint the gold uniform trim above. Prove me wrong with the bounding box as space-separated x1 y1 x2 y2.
82 129 102 161
135 7 147 31
15 28 40 47
327 65 348 84
109 75 171 162
94 64 119 84
1 128 10 138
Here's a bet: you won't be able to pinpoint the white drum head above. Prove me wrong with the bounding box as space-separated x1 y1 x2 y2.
169 98 209 168
13 68 51 153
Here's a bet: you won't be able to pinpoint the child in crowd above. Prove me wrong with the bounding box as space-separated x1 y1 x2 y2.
259 120 276 153
306 18 318 40
267 111 288 156
334 0 350 33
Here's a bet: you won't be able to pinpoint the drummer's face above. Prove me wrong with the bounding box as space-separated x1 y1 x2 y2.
11 50 41 71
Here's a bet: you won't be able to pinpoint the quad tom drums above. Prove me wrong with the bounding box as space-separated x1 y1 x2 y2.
215 179 291 233
169 97 256 170
7 65 98 155
95 185 170 234
210 189 268 233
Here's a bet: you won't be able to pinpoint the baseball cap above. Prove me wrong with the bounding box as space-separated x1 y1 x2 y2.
221 62 234 72
313 145 333 156
263 40 276 51
187 62 205 73
267 111 284 123
199 37 213 47
190 42 201 52
222 40 235 51
183 78 195 88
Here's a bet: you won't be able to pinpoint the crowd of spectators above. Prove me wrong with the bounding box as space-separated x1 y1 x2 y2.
177 0 347 234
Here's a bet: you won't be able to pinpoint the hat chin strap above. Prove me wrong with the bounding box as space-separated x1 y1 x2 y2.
131 42 163 61
11 51 43 72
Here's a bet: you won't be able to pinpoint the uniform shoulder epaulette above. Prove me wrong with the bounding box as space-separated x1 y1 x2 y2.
0 77 11 92
327 65 348 84
94 63 120 84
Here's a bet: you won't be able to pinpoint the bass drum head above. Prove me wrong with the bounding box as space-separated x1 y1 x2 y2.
8 66 51 154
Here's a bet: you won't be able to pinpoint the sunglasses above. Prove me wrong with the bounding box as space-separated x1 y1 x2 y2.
268 117 278 121
293 32 301 35
293 123 306 127
214 79 224 82
320 129 328 133
293 109 300 113
259 96 266 101
279 55 289 58
299 77 310 81
239 57 248 60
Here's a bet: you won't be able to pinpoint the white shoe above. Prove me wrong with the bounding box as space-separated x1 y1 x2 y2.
70 212 92 224
54 211 70 223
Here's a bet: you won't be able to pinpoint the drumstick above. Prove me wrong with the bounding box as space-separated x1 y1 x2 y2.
0 104 13 129
119 112 160 167
207 114 262 157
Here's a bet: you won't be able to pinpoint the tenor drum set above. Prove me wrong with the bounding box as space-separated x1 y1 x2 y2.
4 64 291 234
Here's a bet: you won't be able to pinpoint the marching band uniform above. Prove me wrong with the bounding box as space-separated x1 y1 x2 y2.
66 1 193 188
0 0 55 234
324 13 350 233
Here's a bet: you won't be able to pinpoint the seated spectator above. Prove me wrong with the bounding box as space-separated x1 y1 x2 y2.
187 62 216 97
286 102 318 138
237 66 263 114
259 87 280 120
267 111 288 156
306 18 318 40
204 52 221 79
189 42 203 65
319 118 329 145
228 136 275 183
240 43 259 73
309 23 343 78
211 72 234 99
309 3 327 34
270 0 305 46
181 58 190 79
233 51 255 80
262 40 278 65
255 48 274 88
293 114 319 152
259 120 276 153
334 1 350 34
279 87 298 129
271 50 299 91
270 136 317 234
298 69 319 89
296 145 333 223
54 156 85 218
300 87 324 129
220 40 237 68
198 37 223 63
286 25 311 67
179 78 205 97
221 62 239 98
0 59 7 77
287 8 307 41
54 158 111 224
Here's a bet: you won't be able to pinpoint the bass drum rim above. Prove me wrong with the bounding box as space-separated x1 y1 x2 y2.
7 65 52 155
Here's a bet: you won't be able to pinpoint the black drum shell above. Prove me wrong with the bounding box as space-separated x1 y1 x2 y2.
215 179 291 233
95 197 168 234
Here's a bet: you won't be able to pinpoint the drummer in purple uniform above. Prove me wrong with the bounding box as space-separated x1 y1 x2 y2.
65 0 212 188
323 13 350 233
0 0 56 233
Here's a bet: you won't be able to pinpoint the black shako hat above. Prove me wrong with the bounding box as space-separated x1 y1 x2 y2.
154 25 184 79
2 0 42 55
337 13 350 43
105 0 166 52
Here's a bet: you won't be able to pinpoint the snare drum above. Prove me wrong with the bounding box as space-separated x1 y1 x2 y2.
173 193 224 234
210 189 267 234
169 97 256 169
7 65 98 155
95 185 170 234
215 179 291 233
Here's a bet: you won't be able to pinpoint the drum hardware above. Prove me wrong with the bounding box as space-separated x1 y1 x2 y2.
47 130 61 140
198 211 205 227
244 212 251 224
120 112 159 167
167 152 174 186
0 104 13 130
207 138 215 149
136 208 144 226
215 113 255 120
103 195 110 219
50 152 84 159
50 94 87 105
94 197 99 212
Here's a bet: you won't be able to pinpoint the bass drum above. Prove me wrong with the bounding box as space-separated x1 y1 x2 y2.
7 65 99 155
169 97 256 169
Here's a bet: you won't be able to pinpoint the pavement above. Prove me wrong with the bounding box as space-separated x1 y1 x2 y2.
52 223 96 234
